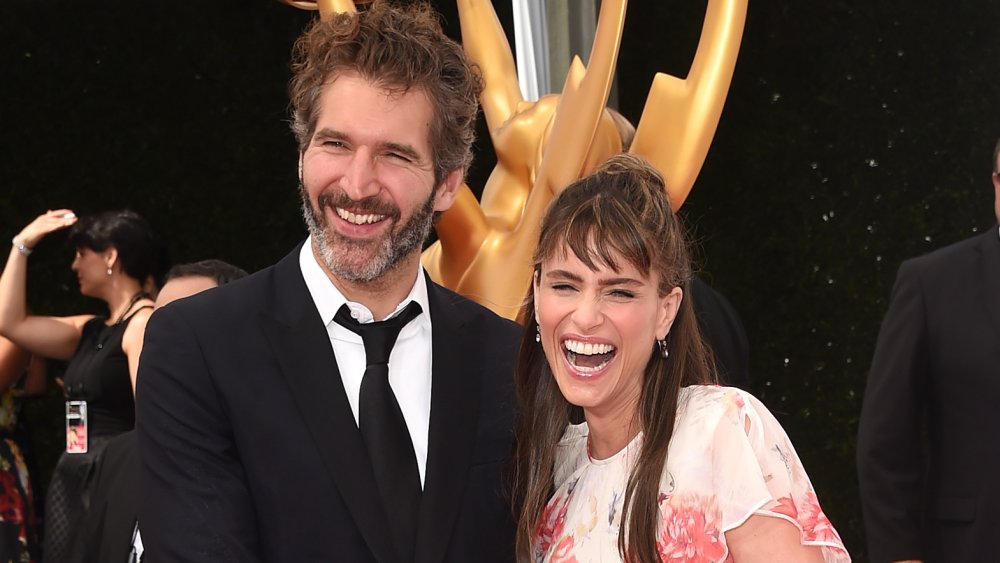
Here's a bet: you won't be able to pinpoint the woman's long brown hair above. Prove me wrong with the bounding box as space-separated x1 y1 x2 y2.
511 154 717 563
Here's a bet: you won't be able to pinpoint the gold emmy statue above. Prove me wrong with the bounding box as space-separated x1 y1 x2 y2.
279 0 747 321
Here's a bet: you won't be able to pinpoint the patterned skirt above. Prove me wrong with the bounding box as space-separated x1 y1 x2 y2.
0 437 38 563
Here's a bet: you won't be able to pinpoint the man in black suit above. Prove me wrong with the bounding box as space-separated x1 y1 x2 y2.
136 4 520 562
690 276 750 389
857 138 1000 563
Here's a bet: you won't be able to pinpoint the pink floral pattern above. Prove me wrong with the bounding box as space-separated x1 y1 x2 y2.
656 497 726 562
530 385 850 562
551 536 579 563
797 491 845 546
535 487 573 555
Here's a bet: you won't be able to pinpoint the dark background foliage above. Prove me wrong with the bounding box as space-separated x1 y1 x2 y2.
1 1 998 560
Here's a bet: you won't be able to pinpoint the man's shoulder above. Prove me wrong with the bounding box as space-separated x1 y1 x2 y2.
156 250 299 324
900 229 991 275
163 265 269 317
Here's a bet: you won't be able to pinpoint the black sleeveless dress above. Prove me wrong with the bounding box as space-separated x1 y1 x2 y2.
42 307 148 563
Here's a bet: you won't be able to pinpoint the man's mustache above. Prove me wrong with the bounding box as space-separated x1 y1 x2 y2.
317 191 400 219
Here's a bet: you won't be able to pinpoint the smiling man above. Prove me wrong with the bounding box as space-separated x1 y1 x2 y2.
135 4 520 562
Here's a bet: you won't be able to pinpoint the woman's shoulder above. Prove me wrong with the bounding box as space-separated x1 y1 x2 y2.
677 384 754 421
674 385 790 451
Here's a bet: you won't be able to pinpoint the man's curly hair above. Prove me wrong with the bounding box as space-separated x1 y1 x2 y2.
288 1 483 185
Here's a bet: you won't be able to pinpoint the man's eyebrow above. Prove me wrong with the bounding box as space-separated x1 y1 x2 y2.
312 128 350 142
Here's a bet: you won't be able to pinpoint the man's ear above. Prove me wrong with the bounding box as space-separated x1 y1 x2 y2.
432 168 465 213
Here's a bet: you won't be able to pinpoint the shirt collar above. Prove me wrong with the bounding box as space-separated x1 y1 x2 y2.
299 236 430 325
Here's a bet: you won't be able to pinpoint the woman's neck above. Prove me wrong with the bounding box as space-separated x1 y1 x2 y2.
585 409 641 461
104 281 147 323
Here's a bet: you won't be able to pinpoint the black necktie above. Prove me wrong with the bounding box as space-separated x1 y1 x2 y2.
334 301 423 562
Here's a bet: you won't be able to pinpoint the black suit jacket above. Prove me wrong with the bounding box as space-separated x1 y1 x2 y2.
136 245 520 563
857 228 1000 562
690 276 750 390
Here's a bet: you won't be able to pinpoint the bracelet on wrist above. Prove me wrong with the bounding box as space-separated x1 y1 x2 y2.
11 238 32 257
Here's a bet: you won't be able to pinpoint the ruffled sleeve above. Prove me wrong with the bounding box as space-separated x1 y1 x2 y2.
692 386 850 562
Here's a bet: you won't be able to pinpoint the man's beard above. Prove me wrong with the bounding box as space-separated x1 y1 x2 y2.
300 183 437 283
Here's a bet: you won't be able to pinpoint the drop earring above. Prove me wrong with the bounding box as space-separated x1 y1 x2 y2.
535 323 541 343
106 268 113 276
657 338 668 358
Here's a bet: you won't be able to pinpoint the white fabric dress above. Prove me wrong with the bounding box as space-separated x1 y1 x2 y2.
532 385 850 562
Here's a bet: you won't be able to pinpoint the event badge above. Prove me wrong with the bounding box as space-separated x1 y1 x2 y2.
65 400 88 454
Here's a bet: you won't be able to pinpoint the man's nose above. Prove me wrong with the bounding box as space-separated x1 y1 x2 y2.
340 148 380 201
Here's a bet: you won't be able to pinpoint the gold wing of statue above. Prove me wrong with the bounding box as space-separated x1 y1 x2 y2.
277 0 357 16
424 0 746 320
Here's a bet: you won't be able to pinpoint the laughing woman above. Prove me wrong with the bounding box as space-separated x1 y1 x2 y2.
512 154 849 563
0 209 162 562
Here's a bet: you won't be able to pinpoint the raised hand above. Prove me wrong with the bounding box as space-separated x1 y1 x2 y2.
14 209 78 251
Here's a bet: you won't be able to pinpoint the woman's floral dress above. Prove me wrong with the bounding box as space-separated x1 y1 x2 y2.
0 387 37 562
533 385 850 562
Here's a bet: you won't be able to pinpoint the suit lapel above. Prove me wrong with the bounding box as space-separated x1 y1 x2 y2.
415 281 482 563
978 228 1000 338
260 248 399 563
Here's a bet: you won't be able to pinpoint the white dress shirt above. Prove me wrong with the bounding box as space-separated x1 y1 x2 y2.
299 238 433 486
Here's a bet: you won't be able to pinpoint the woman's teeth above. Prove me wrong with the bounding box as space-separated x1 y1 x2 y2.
564 339 614 355
563 339 616 374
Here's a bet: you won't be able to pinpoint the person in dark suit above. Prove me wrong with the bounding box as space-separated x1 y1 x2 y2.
857 138 1000 563
690 276 750 389
68 259 248 563
136 3 520 562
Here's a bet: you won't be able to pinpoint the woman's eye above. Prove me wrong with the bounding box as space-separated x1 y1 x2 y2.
609 289 635 299
550 283 576 292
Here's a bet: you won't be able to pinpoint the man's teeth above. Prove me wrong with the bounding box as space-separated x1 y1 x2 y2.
563 339 615 355
336 207 386 225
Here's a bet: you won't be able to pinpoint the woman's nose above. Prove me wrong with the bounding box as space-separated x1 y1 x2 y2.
570 295 604 332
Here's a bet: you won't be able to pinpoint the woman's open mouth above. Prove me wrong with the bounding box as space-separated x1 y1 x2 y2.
562 338 616 376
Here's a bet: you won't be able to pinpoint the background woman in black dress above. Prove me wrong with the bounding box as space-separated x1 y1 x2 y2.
0 209 163 562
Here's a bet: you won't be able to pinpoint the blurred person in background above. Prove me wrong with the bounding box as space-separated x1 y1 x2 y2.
0 336 46 562
0 209 163 562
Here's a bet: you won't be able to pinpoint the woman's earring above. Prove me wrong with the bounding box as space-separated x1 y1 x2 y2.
657 338 669 358
106 268 113 276
535 323 541 343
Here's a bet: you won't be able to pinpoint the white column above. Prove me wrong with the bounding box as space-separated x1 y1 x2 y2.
512 0 549 101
